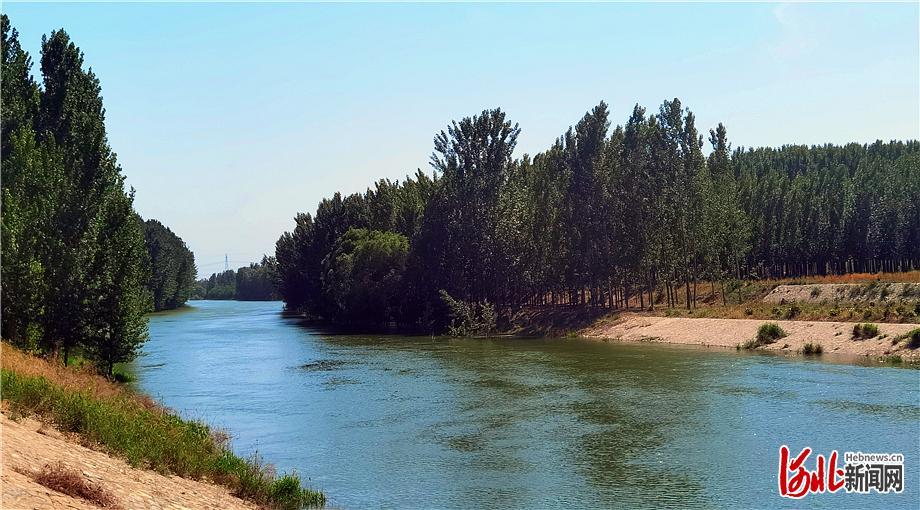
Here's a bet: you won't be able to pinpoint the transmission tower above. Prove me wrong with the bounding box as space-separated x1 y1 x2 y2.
224 254 229 271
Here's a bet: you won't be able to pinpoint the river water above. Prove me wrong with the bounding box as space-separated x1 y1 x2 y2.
134 300 919 509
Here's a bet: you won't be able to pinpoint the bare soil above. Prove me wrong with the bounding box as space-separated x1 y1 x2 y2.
763 283 920 304
1 413 256 510
583 314 920 360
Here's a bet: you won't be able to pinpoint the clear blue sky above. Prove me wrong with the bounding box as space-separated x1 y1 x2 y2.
4 2 918 276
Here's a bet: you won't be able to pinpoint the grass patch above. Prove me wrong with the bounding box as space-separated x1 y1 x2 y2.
739 338 759 350
1 344 324 509
852 323 880 340
801 342 823 355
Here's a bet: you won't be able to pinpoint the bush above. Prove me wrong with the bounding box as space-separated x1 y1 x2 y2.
757 323 787 344
894 328 920 349
852 323 880 340
439 290 496 337
742 323 787 350
802 342 823 355
740 338 759 350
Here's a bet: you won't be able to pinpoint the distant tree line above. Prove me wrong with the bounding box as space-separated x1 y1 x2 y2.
275 102 919 331
194 257 278 301
1 16 195 375
143 219 196 311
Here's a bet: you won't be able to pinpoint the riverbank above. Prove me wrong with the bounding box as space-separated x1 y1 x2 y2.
1 413 256 509
0 343 325 509
583 314 920 362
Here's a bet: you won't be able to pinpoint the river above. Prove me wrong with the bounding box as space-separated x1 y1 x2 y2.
134 300 919 509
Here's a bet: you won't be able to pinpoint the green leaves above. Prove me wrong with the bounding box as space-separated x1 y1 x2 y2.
1 15 152 375
322 228 408 325
143 219 196 311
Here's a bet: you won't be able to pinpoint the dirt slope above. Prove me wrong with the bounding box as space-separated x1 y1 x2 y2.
1 413 256 510
763 283 920 304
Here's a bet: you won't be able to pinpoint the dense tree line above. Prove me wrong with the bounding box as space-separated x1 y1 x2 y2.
195 270 236 300
236 257 278 301
275 101 919 331
1 16 149 374
143 219 196 311
194 257 278 301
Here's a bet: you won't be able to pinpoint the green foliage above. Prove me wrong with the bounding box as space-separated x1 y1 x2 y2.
756 323 787 344
893 328 920 349
1 369 324 508
197 270 237 300
741 323 786 350
802 342 823 355
143 218 196 311
1 15 151 374
236 257 278 301
193 257 279 301
439 290 496 337
322 228 408 324
852 323 880 340
273 95 920 332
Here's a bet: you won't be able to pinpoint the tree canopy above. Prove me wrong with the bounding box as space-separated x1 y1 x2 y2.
275 102 919 332
143 218 196 311
1 15 154 374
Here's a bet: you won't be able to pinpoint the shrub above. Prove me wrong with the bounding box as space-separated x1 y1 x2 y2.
439 290 496 337
894 328 920 349
740 338 760 350
810 287 822 298
802 342 823 355
852 323 880 340
757 323 787 344
743 323 787 350
785 304 801 319
880 285 891 300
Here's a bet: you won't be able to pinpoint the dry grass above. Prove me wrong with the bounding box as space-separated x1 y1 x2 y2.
16 462 122 509
779 271 920 284
648 301 919 324
0 343 162 412
1 342 326 509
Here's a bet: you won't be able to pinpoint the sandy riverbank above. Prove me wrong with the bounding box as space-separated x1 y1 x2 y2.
1 412 255 510
583 314 920 360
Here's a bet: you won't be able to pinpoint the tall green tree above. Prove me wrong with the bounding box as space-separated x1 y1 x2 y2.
1 17 151 374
